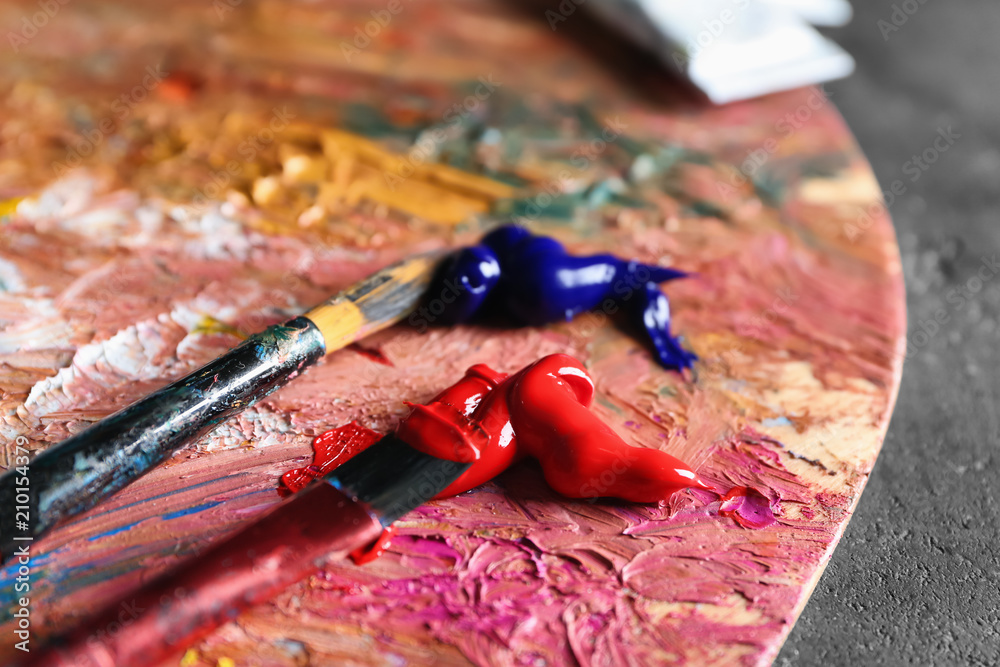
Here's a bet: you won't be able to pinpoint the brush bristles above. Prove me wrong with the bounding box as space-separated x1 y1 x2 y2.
323 434 470 525
304 251 445 352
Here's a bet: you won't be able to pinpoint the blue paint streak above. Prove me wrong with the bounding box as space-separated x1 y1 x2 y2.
87 520 144 541
70 473 252 525
0 490 273 619
161 500 223 521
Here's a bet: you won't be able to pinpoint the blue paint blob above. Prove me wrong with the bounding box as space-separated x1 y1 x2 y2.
433 224 696 371
436 245 501 324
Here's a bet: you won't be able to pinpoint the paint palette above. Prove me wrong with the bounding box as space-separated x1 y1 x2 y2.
0 1 904 665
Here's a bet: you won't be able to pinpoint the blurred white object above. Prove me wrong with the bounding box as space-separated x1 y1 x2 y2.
587 0 855 104
762 0 852 26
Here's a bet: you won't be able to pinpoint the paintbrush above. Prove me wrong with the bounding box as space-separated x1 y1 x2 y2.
22 433 470 667
0 250 444 564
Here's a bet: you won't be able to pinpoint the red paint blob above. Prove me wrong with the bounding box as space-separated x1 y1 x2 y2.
719 486 777 529
280 422 382 496
398 354 710 502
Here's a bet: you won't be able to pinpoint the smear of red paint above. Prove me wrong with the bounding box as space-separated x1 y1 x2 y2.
719 486 776 529
347 343 394 366
279 422 382 496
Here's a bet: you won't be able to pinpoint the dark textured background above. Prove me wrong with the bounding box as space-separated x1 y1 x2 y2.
777 2 1000 665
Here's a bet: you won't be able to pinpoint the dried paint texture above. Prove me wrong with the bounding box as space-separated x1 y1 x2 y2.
0 1 904 666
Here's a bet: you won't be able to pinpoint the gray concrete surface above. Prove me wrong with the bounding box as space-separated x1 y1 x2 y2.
776 2 1000 665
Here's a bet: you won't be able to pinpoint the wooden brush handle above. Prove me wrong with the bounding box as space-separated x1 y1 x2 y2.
25 483 384 667
0 251 443 563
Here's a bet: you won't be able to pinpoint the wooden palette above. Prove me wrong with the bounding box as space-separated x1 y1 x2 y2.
0 1 905 665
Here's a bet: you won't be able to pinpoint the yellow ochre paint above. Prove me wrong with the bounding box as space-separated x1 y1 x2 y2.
318 129 517 225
